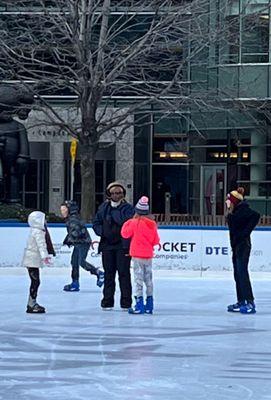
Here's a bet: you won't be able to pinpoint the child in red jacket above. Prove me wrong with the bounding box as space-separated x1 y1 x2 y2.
121 196 160 314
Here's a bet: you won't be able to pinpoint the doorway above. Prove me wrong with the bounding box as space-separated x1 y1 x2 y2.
200 165 227 216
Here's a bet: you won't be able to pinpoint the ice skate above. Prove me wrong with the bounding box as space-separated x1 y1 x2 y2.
63 281 80 292
144 296 154 314
240 302 256 314
26 303 46 314
128 297 144 314
96 270 104 288
227 301 245 313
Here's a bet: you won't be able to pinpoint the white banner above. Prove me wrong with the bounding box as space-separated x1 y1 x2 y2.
0 225 270 271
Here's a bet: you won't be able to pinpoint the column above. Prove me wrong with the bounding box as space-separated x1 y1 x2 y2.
49 142 65 214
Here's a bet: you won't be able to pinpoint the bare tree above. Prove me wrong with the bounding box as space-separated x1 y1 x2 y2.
0 0 233 220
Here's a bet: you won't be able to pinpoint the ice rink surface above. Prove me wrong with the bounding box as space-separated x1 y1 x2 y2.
1 269 271 400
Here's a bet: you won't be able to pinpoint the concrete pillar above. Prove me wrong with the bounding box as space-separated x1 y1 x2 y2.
115 126 134 204
250 131 266 198
49 142 65 214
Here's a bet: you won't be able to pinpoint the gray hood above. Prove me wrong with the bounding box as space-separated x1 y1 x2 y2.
28 211 45 230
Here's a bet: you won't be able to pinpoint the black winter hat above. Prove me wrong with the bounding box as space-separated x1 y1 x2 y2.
64 200 79 215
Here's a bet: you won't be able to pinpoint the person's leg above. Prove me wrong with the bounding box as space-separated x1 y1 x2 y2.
143 259 153 297
27 268 45 313
232 248 243 303
116 249 132 309
78 244 104 287
128 258 144 314
143 259 154 314
71 246 80 282
235 242 254 302
133 258 144 298
101 250 117 308
63 247 80 291
28 267 40 303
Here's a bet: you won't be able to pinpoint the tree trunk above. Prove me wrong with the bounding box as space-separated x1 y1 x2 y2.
80 144 96 222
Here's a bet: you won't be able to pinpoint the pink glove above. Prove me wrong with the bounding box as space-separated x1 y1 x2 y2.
43 257 52 266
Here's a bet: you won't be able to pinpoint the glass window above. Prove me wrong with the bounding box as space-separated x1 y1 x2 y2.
218 66 238 97
153 136 188 163
152 165 188 214
21 159 49 211
223 16 240 64
239 65 268 98
241 14 269 63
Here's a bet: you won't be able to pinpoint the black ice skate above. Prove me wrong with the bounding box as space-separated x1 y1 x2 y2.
26 303 46 314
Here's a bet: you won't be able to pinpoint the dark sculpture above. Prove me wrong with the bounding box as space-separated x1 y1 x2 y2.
0 85 34 203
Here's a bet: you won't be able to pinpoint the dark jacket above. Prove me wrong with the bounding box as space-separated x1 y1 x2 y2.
63 211 92 247
92 200 134 252
227 201 260 248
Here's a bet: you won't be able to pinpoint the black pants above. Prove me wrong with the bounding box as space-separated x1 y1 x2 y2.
71 243 98 282
28 268 40 300
101 248 132 308
232 240 254 303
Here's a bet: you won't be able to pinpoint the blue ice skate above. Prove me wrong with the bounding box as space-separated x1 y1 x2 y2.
227 301 245 313
96 270 105 288
144 296 154 314
63 281 80 292
128 297 144 314
240 302 256 314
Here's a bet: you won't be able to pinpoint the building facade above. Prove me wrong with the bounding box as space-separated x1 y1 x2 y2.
1 0 271 217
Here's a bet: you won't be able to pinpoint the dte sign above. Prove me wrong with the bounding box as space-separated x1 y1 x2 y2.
205 246 229 255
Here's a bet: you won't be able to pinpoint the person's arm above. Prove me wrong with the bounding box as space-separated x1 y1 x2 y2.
92 206 104 236
153 227 160 246
239 210 260 241
121 219 134 239
33 229 48 259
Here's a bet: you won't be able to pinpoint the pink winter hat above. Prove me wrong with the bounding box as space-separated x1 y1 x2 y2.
135 196 149 215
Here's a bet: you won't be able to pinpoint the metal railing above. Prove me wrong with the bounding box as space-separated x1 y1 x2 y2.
153 214 271 226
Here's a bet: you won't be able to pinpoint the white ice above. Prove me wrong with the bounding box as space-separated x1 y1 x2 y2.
0 269 271 400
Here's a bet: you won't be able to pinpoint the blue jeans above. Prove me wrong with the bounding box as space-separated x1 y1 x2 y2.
71 243 98 282
232 240 254 303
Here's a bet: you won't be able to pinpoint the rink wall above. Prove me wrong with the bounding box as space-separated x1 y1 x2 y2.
0 223 270 271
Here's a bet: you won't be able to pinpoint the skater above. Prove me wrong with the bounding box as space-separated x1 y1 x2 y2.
93 182 134 310
60 200 104 291
226 187 260 314
121 196 160 314
22 211 55 314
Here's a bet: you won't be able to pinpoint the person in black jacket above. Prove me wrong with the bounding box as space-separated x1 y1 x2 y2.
93 182 134 310
226 187 260 314
60 200 104 292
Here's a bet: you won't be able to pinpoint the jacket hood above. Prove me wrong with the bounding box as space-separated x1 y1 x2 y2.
28 211 45 229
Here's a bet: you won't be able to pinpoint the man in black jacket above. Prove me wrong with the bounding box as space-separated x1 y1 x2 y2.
226 187 260 314
60 200 104 292
93 182 134 310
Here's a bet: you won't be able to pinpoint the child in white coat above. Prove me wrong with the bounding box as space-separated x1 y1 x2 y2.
22 211 55 313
